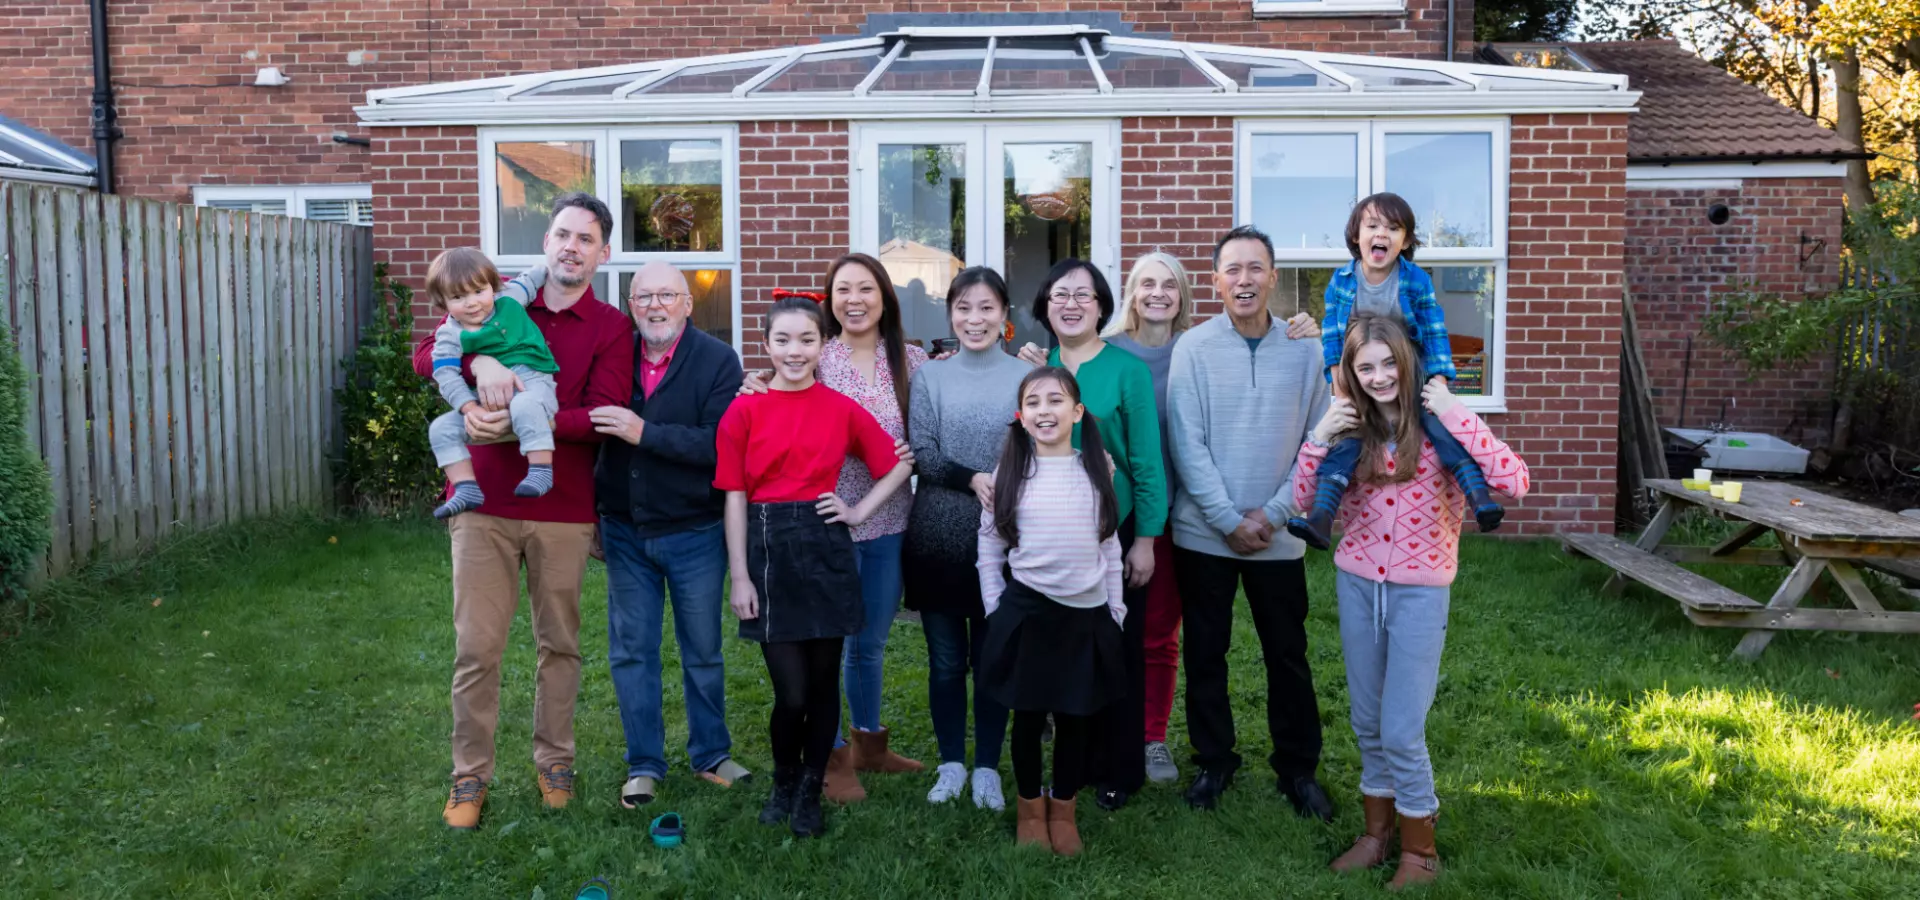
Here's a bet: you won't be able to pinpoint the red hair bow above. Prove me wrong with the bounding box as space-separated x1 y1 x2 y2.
772 289 827 304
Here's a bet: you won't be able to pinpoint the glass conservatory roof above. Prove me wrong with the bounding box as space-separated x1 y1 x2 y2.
358 26 1634 124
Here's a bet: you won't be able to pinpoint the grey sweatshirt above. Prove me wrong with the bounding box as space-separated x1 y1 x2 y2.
1166 313 1329 561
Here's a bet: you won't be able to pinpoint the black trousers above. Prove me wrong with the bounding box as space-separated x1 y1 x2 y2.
1012 710 1090 800
761 637 844 772
1090 517 1148 794
1174 547 1321 779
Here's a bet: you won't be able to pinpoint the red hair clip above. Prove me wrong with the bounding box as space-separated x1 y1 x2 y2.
1013 409 1023 422
1002 321 1016 343
772 288 827 304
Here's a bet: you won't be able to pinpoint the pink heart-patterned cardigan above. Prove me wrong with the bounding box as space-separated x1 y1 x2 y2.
1290 404 1531 587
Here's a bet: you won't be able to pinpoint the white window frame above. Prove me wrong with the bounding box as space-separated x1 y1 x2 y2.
193 184 374 223
852 120 1122 291
1252 0 1407 18
1237 117 1509 413
478 126 743 350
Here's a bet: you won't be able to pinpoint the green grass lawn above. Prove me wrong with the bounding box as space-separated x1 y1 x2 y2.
2 515 1918 899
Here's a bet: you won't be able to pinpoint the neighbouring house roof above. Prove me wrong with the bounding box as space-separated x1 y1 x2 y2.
0 113 96 188
358 25 1635 126
1485 40 1864 163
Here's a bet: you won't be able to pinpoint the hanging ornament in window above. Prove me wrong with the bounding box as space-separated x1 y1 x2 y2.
649 193 696 242
1024 192 1073 222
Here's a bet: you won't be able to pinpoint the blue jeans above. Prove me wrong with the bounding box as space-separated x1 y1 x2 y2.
1320 411 1475 487
922 611 1008 769
839 532 903 738
602 516 732 779
1335 570 1450 817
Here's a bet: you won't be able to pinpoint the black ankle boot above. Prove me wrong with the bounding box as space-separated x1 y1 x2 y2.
1286 508 1335 552
1465 484 1505 532
790 768 827 838
759 765 799 826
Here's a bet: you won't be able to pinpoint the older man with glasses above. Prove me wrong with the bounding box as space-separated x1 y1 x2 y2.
587 261 749 810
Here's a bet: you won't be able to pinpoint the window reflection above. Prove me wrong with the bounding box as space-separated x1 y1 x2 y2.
496 140 595 255
621 139 725 253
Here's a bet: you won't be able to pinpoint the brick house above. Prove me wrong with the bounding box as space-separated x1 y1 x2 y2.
1486 41 1863 451
5 4 1644 534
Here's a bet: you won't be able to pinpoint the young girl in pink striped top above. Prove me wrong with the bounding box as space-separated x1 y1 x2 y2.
1289 315 1529 889
976 367 1125 858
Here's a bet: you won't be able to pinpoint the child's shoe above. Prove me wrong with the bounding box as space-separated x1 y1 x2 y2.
1046 793 1083 856
1015 795 1050 849
515 464 555 498
434 481 485 519
759 766 798 825
1449 461 1505 532
1285 475 1347 551
790 768 827 838
1389 813 1441 889
442 776 487 830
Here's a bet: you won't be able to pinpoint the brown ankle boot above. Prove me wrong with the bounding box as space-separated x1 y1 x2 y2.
1046 794 1082 857
1388 812 1440 890
1015 795 1050 849
851 726 925 773
1330 795 1395 873
822 742 866 804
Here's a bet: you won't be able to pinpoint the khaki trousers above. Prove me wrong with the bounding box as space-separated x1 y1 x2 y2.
448 513 596 782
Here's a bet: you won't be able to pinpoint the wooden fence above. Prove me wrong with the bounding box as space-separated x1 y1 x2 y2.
0 181 374 579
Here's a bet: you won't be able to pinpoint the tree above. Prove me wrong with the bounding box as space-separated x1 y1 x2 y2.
1475 0 1579 42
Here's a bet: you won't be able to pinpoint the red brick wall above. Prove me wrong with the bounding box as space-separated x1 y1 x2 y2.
1120 116 1236 319
1505 113 1629 534
4 0 1470 201
1626 177 1844 448
368 126 481 334
738 120 852 372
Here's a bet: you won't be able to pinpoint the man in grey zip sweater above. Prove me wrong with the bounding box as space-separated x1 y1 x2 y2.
1167 225 1334 819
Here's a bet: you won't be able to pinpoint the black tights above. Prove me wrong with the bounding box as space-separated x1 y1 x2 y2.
1011 710 1089 801
761 637 844 772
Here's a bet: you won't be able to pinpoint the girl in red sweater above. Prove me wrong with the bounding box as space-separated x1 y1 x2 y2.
714 296 913 839
1289 315 1529 889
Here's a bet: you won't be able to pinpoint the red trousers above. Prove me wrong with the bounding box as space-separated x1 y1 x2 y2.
1142 535 1183 743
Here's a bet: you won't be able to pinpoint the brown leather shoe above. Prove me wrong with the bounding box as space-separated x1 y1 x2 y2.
442 776 487 830
537 763 575 810
1330 795 1396 873
1046 794 1082 857
850 726 925 773
1388 812 1441 890
1015 795 1050 849
823 742 867 804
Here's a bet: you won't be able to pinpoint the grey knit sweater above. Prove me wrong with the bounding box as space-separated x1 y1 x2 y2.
901 344 1030 616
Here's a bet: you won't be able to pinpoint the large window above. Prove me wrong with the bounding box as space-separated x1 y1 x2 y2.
480 126 740 347
1239 119 1508 410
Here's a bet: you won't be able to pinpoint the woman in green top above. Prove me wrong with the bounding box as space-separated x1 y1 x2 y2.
1022 258 1165 812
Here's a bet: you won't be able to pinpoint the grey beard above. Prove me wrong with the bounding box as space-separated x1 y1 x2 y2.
644 324 685 356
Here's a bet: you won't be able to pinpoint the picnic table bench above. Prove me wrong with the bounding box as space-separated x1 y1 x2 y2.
1562 479 1920 660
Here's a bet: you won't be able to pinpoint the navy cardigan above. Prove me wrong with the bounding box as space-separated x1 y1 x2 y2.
594 326 744 537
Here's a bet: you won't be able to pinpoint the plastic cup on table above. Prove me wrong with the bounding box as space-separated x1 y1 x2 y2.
1710 484 1726 499
1724 482 1743 503
1694 468 1714 483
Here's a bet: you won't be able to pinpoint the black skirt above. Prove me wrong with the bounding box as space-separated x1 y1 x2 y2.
978 574 1125 717
740 501 863 644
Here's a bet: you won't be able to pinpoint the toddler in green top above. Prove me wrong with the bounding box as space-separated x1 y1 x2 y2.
426 247 562 519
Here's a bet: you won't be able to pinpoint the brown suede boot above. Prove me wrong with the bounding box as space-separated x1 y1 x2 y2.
1015 795 1051 850
1330 795 1396 873
823 742 866 804
1046 794 1082 857
1388 813 1441 890
851 726 925 773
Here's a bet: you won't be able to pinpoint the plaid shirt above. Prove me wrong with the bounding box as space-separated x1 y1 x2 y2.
1321 256 1456 384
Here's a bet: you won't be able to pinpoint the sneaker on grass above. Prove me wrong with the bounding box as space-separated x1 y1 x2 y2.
621 775 656 809
928 762 967 804
700 759 752 788
970 767 1005 811
1145 741 1180 784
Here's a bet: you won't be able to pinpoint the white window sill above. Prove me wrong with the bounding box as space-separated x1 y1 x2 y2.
1460 399 1507 416
1252 0 1407 18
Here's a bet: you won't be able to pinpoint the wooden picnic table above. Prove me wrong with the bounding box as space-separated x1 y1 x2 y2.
1563 479 1920 660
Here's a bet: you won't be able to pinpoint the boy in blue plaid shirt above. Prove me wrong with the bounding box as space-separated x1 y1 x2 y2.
1285 193 1504 550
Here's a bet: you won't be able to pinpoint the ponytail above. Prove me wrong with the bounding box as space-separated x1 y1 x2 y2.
992 418 1032 546
1076 412 1121 542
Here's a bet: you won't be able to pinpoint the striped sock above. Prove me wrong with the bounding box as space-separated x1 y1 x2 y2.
515 464 554 498
1311 474 1348 519
433 481 485 520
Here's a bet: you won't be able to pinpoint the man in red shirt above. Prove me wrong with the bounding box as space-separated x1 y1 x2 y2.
413 193 635 830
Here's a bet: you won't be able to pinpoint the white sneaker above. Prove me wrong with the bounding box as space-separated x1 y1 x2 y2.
928 762 968 804
970 767 1005 811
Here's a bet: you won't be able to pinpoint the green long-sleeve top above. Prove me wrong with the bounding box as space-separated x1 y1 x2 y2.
458 297 560 374
1047 342 1167 538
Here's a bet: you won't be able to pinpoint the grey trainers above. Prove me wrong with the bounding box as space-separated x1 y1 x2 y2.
1145 741 1179 784
700 759 753 788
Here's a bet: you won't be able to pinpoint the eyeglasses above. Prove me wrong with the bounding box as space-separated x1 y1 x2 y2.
631 291 689 309
1048 291 1096 307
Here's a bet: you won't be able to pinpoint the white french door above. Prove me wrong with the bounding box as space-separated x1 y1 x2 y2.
854 122 1118 352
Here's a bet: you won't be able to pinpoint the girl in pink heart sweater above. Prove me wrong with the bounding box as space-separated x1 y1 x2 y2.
1288 314 1528 890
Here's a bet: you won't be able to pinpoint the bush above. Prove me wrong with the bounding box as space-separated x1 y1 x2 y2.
0 320 53 602
335 264 443 515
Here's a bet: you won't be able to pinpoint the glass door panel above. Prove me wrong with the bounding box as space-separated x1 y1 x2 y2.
997 141 1093 353
875 142 971 348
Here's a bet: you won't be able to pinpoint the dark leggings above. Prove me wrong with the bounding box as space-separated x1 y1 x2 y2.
761 637 845 772
1011 710 1090 801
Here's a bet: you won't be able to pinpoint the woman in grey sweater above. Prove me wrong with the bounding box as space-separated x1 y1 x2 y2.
902 267 1030 811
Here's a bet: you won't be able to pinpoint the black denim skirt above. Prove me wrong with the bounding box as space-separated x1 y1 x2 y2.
739 501 863 644
978 573 1124 717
